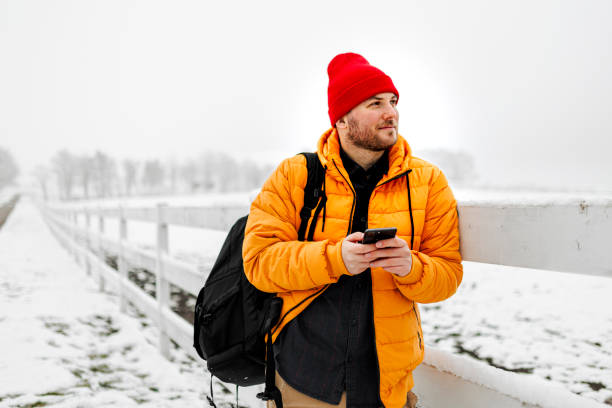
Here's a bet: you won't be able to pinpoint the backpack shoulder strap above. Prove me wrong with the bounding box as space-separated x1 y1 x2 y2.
296 152 325 242
259 153 324 408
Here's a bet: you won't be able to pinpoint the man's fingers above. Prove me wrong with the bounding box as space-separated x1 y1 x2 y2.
375 237 408 248
345 232 364 243
366 247 409 259
370 257 408 268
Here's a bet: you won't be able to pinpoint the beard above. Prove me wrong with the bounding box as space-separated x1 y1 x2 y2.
346 116 398 152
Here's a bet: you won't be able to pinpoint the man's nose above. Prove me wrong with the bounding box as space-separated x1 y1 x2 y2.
381 102 398 120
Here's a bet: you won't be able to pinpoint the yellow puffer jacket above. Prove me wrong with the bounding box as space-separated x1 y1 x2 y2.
243 128 463 408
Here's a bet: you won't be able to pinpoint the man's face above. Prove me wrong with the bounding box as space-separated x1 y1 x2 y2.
344 92 399 152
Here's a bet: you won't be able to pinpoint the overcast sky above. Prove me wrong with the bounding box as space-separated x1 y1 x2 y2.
1 0 611 191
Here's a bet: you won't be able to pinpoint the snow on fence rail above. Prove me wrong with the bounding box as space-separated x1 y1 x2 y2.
39 198 612 408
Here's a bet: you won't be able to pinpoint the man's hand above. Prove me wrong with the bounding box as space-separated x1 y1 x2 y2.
341 232 378 275
366 236 413 277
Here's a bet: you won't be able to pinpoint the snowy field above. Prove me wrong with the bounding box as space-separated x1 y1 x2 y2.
0 197 263 408
4 189 612 406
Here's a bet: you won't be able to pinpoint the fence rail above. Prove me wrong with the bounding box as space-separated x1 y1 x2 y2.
40 197 611 408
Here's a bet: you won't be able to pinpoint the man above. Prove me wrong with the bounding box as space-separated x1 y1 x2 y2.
243 53 463 408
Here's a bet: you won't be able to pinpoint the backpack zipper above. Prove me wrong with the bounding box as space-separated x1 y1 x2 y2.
271 284 329 336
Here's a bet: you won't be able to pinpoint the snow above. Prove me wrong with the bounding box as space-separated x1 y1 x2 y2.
0 197 263 408
423 346 607 408
453 187 612 206
0 186 19 206
419 262 612 405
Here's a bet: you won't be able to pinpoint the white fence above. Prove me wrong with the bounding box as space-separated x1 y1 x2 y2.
39 197 612 408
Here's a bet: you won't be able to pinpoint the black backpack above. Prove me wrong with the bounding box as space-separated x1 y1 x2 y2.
193 153 327 408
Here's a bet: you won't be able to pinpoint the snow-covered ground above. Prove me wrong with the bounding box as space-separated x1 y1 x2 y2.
0 197 263 408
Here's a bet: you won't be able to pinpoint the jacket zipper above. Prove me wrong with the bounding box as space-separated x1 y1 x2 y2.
370 168 415 405
375 169 412 189
333 157 389 404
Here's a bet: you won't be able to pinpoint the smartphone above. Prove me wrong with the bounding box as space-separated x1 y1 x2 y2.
361 227 397 244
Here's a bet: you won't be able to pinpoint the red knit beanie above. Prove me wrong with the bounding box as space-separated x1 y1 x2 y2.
327 52 399 126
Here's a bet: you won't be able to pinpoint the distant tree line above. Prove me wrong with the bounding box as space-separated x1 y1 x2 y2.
35 150 274 201
31 147 478 201
0 147 19 190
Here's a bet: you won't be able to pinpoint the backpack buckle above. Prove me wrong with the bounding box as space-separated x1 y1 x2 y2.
201 313 212 325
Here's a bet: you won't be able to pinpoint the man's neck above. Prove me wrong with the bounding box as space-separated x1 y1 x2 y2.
339 139 385 171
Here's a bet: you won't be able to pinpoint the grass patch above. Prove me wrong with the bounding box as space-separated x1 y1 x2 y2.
130 396 149 404
99 379 121 389
38 390 67 397
71 368 86 379
90 363 113 374
122 344 135 354
87 352 110 360
20 401 48 408
0 394 22 402
581 381 606 391
43 321 70 336
219 383 232 395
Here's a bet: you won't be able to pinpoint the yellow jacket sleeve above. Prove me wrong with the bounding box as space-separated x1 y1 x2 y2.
392 168 463 303
242 157 349 293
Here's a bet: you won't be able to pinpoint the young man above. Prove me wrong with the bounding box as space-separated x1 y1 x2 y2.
243 53 463 408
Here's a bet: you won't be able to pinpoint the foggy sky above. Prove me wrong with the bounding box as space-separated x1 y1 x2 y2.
1 0 611 191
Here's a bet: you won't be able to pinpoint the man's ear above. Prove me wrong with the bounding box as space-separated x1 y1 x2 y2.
335 116 348 129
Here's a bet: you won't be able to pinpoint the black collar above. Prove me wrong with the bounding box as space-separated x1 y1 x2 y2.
339 148 389 183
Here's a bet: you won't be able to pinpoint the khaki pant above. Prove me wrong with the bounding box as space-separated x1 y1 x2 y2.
267 371 418 408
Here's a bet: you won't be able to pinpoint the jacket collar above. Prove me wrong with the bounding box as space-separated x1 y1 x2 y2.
316 128 413 186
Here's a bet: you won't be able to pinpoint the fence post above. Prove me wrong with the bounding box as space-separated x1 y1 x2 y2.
156 203 171 358
98 209 106 292
85 208 91 276
118 206 128 313
72 210 80 266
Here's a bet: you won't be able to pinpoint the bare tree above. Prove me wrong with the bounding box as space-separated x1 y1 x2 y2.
122 159 139 196
32 165 50 201
75 154 93 199
142 159 164 193
194 151 274 192
167 159 179 194
0 147 19 190
51 150 78 200
205 152 240 192
91 151 117 198
180 160 199 192
200 151 219 191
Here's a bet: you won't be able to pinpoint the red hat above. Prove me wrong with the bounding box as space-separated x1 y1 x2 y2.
327 52 399 126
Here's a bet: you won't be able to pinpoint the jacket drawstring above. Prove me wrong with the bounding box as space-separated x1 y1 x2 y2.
321 167 327 232
406 172 415 250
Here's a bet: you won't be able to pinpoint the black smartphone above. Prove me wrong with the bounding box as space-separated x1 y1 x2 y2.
361 227 397 244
